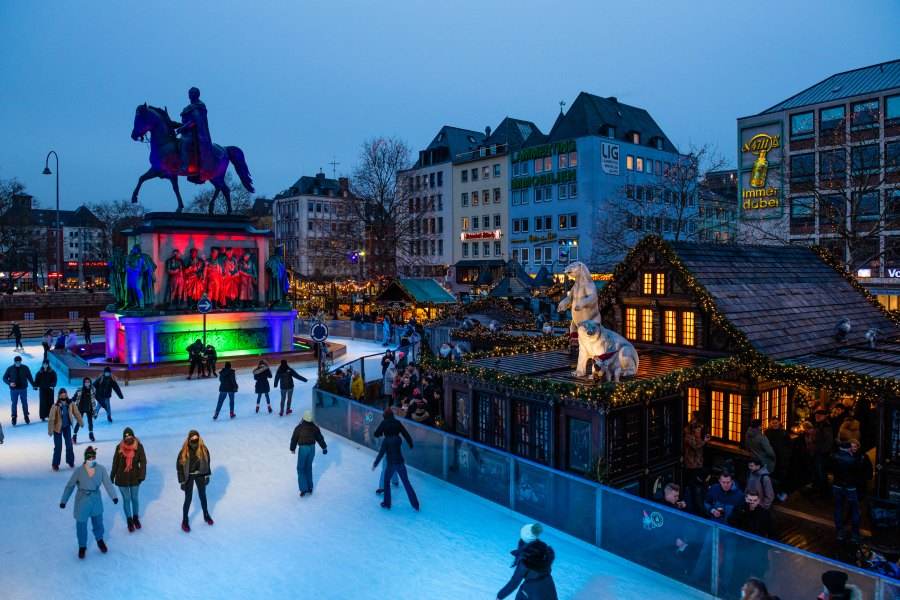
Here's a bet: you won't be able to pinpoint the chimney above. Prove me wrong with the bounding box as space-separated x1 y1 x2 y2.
608 96 618 104
485 126 491 138
338 177 349 192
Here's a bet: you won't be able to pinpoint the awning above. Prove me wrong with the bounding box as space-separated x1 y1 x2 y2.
375 278 456 305
454 260 505 269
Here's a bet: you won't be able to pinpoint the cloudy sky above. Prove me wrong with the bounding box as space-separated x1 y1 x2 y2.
1 0 898 211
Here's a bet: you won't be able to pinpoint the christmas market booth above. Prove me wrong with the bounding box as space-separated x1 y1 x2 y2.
374 278 456 321
431 236 900 501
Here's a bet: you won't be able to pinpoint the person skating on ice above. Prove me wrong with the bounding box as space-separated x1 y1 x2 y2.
111 427 147 533
204 343 217 378
252 359 273 414
177 430 213 532
213 361 238 419
4 354 34 426
273 359 306 416
35 359 58 422
48 388 82 470
290 410 327 497
371 408 419 511
186 339 204 379
60 446 118 559
8 321 23 351
374 406 408 494
92 367 123 423
72 377 96 444
496 523 558 600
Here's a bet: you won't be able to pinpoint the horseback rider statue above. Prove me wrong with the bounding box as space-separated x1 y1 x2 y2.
177 87 215 183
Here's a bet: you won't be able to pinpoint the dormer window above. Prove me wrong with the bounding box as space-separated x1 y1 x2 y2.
629 131 640 144
654 137 664 150
642 272 665 295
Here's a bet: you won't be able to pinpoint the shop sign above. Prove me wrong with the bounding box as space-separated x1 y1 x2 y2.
739 123 784 219
527 232 556 243
512 169 576 190
601 142 620 175
887 268 900 278
461 229 501 241
512 140 576 163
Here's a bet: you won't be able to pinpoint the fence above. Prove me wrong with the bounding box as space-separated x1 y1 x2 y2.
295 319 384 343
326 343 416 385
313 389 900 600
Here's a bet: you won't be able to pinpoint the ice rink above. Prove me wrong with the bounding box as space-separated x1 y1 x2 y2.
0 338 709 599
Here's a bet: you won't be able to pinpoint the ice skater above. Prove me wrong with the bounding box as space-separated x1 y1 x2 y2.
371 408 419 511
60 446 119 559
374 406 407 494
204 343 217 378
8 321 23 351
213 361 238 419
290 410 328 496
35 359 58 421
111 427 147 532
81 317 92 345
93 367 123 423
273 359 307 416
186 339 205 379
73 377 95 444
178 430 214 532
252 359 273 414
4 354 34 426
48 388 81 470
496 523 558 600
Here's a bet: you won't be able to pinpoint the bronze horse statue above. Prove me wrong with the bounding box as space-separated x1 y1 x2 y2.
130 103 254 213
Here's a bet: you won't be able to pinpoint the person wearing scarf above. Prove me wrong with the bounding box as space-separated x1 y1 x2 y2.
110 427 147 532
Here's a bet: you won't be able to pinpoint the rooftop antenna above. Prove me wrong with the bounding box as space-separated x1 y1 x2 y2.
328 157 340 179
559 100 566 114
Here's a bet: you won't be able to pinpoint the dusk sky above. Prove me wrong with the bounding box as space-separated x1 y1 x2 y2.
2 0 898 211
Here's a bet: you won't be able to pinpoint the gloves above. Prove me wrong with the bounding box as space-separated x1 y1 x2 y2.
322 448 328 455
180 483 186 491
112 498 119 504
60 503 66 509
203 476 210 485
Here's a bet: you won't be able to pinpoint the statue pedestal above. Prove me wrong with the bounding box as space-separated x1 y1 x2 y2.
101 309 296 366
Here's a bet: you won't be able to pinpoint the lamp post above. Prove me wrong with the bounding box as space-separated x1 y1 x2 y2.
42 151 61 290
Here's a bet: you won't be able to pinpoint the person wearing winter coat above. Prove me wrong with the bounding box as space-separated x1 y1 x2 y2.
177 430 213 532
728 490 773 538
35 360 58 421
745 457 775 510
273 359 307 417
252 360 273 414
682 417 709 514
65 329 79 350
831 441 864 543
60 446 118 559
380 350 394 376
381 315 392 346
765 416 793 498
81 317 92 345
838 417 861 445
818 569 863 600
813 410 834 495
48 388 82 470
372 409 419 511
72 377 96 444
497 523 558 600
382 360 397 400
110 427 147 532
745 419 776 473
704 471 744 523
92 367 123 423
204 344 217 378
9 322 23 351
213 362 238 419
740 577 780 600
290 410 328 496
407 395 433 426
186 339 205 379
374 407 411 493
4 355 34 426
350 371 365 401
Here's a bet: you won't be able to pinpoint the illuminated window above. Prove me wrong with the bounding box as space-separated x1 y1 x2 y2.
664 310 677 344
761 390 770 425
643 273 653 294
641 309 653 342
728 393 742 442
626 155 634 170
656 273 665 295
780 386 788 423
626 308 637 339
711 391 724 438
636 157 644 171
688 387 700 417
682 311 695 346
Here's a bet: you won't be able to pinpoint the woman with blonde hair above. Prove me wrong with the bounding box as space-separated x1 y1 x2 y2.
740 577 779 600
176 429 213 532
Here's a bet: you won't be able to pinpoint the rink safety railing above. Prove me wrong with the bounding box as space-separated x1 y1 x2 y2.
313 389 900 600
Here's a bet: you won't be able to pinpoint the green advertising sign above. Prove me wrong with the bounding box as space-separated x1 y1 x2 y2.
512 140 576 163
511 169 576 190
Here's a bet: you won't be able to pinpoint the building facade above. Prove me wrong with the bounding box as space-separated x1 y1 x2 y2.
509 92 691 276
698 169 738 243
272 172 357 278
737 59 900 306
399 126 485 278
452 118 542 290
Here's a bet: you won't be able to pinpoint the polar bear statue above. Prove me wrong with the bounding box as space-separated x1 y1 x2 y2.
576 320 639 381
557 261 601 333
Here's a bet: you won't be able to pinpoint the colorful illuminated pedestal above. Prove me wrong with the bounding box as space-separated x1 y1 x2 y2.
101 309 296 366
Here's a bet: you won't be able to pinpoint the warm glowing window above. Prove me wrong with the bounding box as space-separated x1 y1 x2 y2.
626 308 637 339
656 273 665 295
641 309 653 342
664 310 677 344
688 387 700 417
761 390 770 425
711 391 724 438
643 273 653 294
728 393 742 442
682 311 695 346
780 387 788 423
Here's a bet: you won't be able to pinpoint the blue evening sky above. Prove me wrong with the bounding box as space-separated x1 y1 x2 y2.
1 0 898 211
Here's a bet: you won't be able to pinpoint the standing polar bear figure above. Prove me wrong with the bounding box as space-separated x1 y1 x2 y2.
577 320 639 381
557 262 601 332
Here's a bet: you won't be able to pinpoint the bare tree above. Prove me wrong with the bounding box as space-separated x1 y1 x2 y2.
348 137 413 278
186 174 253 215
591 145 727 268
0 177 46 287
88 199 146 261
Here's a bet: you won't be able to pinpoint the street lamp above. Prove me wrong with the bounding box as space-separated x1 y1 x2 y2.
42 151 61 290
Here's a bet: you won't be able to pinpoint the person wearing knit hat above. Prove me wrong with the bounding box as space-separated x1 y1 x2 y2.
48 388 82 470
290 410 327 497
819 570 862 600
60 445 118 559
111 427 148 532
497 523 557 600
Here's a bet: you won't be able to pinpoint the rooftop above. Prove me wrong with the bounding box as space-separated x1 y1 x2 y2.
274 172 347 200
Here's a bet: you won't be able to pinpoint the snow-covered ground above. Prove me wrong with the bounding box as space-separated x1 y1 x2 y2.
0 338 709 599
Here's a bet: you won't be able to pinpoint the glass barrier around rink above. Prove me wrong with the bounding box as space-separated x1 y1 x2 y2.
313 391 349 438
513 460 596 544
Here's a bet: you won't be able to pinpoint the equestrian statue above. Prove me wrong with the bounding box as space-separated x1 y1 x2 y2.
130 87 254 214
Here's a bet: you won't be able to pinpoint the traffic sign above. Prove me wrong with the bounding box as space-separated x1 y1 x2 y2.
310 322 329 343
197 296 213 314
